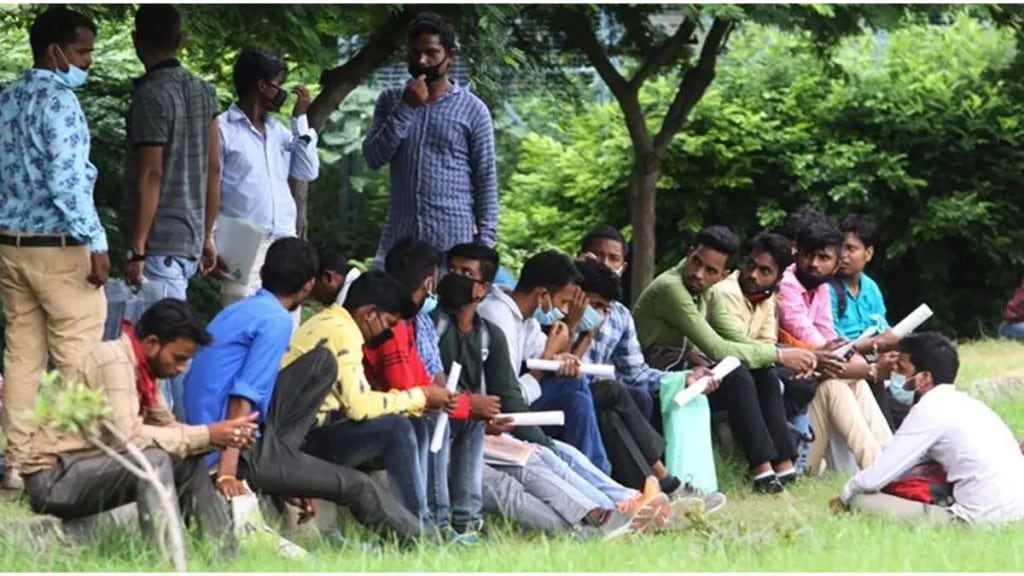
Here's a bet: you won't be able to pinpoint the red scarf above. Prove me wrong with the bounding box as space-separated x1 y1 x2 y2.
123 320 158 414
745 290 772 305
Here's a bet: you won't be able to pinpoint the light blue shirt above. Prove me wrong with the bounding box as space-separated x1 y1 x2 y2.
830 272 890 341
0 69 107 252
183 289 294 464
218 104 319 239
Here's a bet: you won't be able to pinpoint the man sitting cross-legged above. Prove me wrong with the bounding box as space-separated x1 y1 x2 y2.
22 299 257 558
633 226 818 493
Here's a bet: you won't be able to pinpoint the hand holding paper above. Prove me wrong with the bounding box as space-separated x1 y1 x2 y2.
430 362 462 454
891 304 933 338
834 327 878 358
673 356 742 407
525 358 615 379
493 411 565 427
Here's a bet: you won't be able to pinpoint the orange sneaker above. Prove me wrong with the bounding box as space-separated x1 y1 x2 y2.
615 476 672 534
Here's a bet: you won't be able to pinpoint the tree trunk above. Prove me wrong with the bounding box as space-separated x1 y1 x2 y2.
629 151 662 304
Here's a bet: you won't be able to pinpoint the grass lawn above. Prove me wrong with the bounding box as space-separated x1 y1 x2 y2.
2 339 1024 571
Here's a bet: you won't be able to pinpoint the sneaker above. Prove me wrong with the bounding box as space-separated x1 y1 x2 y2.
752 474 785 494
446 526 482 546
1 465 23 491
598 509 635 541
777 470 800 486
668 483 727 516
617 476 672 533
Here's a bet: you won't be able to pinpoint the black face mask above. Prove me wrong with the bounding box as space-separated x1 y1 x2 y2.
408 61 446 83
794 266 831 290
437 274 478 312
365 312 394 349
268 85 288 111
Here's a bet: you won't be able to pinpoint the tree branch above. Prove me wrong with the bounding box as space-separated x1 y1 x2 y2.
629 17 697 89
652 18 734 155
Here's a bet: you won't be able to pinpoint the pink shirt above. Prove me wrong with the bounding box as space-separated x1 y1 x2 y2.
777 263 837 349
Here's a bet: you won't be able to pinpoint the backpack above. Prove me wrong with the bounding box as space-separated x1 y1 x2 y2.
435 313 489 394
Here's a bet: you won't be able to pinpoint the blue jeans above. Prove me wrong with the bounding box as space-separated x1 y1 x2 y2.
431 418 484 533
534 444 615 510
999 321 1024 340
144 255 198 421
303 414 429 525
549 439 637 504
531 376 610 473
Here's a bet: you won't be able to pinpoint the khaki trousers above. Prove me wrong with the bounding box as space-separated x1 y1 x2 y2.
807 379 893 475
220 238 300 328
0 244 105 465
849 493 956 523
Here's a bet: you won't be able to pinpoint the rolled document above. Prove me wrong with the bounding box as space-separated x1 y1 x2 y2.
891 304 934 338
673 356 742 407
834 327 878 358
430 362 462 454
494 411 565 427
525 359 615 379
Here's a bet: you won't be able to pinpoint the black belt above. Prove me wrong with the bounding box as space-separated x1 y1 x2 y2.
0 234 85 248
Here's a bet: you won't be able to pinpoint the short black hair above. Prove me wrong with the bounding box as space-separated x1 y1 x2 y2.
260 237 319 297
408 11 457 51
694 225 740 258
745 232 793 272
898 332 959 386
516 250 583 294
796 219 844 255
385 237 439 295
576 259 622 303
580 225 627 255
840 213 878 249
135 299 211 347
134 4 180 54
343 270 414 318
30 7 97 62
233 48 288 98
778 205 828 242
447 243 499 283
314 241 348 277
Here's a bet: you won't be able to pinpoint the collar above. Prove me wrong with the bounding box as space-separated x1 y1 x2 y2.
489 285 525 321
25 68 65 85
133 58 181 87
227 102 278 129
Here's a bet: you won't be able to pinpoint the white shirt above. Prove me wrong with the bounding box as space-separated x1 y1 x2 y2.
218 104 320 239
477 286 546 404
841 385 1024 524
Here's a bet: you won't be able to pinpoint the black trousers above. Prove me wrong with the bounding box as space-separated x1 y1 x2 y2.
24 449 235 556
708 366 796 469
590 379 666 490
242 347 423 543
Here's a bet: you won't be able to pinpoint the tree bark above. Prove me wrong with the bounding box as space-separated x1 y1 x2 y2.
629 151 661 305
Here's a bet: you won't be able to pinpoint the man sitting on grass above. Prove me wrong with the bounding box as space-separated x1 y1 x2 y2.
835 332 1024 525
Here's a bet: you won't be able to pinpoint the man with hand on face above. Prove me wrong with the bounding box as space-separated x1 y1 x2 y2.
217 48 318 322
364 12 498 268
633 226 819 493
22 299 255 558
0 7 110 490
834 333 1024 525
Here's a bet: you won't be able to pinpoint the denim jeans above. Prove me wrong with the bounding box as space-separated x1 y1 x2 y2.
303 414 429 524
531 376 610 473
144 255 198 421
549 440 637 504
999 321 1024 340
534 444 615 511
431 418 484 533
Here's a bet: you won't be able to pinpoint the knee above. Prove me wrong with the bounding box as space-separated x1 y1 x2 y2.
384 415 419 447
142 448 174 483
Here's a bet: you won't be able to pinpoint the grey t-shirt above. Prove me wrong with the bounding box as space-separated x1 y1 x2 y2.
124 61 217 259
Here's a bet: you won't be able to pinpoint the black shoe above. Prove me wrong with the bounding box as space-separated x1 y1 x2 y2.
777 471 799 486
753 475 785 494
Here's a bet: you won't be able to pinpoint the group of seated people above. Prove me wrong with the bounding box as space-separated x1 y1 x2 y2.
16 209 1024 558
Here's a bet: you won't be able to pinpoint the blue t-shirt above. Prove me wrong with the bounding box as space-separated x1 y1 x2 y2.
830 273 890 341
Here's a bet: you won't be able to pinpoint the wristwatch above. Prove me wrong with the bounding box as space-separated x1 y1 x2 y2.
126 248 146 262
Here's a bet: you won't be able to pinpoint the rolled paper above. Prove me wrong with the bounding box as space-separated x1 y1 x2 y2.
673 356 742 407
430 362 463 454
891 304 934 338
834 326 878 358
494 411 565 427
525 359 616 379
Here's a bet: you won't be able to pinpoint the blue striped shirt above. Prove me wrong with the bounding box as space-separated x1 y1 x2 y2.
585 300 666 393
0 69 107 252
414 310 443 377
364 82 497 261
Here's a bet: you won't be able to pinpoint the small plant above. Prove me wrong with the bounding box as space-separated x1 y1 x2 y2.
34 370 188 572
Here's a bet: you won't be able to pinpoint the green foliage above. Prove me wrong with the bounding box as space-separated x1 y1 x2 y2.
34 370 111 440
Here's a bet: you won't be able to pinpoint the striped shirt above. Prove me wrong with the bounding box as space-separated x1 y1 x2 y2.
363 82 497 261
584 300 666 393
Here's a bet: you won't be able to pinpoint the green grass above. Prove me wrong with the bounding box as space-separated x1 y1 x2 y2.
3 339 1024 572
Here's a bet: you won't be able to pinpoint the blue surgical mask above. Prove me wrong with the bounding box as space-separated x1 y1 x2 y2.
888 373 920 406
420 292 438 315
55 47 87 90
533 294 565 326
577 305 605 332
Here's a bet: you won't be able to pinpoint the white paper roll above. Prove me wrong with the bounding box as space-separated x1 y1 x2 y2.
833 326 878 358
430 362 463 454
891 304 934 338
525 359 615 378
673 356 742 407
494 411 565 427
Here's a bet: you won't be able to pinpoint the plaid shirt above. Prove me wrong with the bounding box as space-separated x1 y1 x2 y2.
414 310 443 377
584 301 666 393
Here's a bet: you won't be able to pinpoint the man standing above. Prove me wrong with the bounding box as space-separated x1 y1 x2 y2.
363 12 497 266
0 8 110 489
124 4 220 419
218 48 318 317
